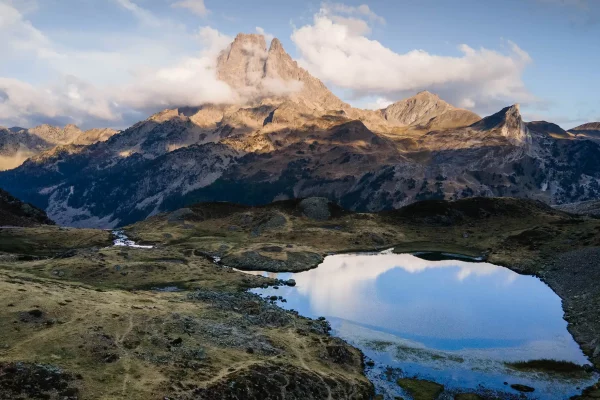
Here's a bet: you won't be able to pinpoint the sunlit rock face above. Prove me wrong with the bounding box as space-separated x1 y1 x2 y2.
1 33 600 228
251 252 598 399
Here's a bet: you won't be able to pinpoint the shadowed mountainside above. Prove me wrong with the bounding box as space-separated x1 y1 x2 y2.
0 188 54 226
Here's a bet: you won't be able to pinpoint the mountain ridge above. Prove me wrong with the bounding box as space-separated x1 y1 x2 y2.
0 32 599 228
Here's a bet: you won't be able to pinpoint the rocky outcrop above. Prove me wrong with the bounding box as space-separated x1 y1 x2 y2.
470 104 531 145
221 250 323 272
298 197 332 220
0 187 54 226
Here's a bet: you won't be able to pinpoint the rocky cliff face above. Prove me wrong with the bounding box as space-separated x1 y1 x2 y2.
0 33 599 228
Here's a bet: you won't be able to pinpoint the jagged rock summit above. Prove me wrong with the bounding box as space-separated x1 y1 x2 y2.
470 104 531 145
217 34 347 111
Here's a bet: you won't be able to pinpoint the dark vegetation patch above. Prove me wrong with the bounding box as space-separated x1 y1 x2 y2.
382 197 564 226
505 359 590 374
502 226 559 250
0 362 80 399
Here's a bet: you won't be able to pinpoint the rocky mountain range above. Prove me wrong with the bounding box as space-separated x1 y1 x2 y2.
0 33 599 228
0 124 118 171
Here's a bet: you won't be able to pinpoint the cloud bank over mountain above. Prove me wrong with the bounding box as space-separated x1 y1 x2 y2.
292 5 535 115
0 0 545 129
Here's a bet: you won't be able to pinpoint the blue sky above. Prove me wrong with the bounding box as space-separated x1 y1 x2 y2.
1 0 598 129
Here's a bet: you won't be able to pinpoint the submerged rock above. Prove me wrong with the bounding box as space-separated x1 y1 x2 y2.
511 383 535 393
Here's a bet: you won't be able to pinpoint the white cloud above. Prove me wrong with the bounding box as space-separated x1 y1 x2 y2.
256 26 274 44
330 15 371 36
291 12 535 114
319 2 385 36
116 28 236 111
114 0 163 26
0 76 117 127
363 97 394 110
171 0 209 17
0 0 237 129
0 1 59 59
323 2 385 25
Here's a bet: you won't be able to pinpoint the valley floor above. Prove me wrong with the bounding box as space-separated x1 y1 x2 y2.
0 197 599 399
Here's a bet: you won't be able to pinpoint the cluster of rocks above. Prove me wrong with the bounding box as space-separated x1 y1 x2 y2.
298 197 332 221
221 251 323 272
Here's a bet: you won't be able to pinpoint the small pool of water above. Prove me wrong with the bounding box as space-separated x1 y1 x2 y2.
249 250 597 399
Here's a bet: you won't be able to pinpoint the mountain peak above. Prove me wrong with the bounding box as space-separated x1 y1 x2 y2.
381 91 455 127
415 90 439 99
471 104 530 144
217 32 347 111
269 38 284 53
232 33 267 48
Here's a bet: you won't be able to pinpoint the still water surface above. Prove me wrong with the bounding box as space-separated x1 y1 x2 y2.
250 250 597 399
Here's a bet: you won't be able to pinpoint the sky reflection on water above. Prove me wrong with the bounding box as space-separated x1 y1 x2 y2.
250 251 596 399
